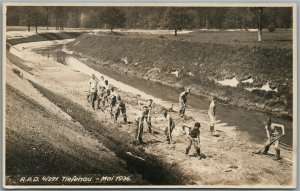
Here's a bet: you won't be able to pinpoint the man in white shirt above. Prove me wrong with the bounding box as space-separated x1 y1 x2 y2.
208 96 217 134
163 110 175 144
179 88 190 117
88 74 98 110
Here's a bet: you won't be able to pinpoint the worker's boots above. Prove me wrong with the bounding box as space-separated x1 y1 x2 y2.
210 125 215 134
262 146 270 155
185 148 190 155
196 148 202 160
123 117 127 124
274 149 281 160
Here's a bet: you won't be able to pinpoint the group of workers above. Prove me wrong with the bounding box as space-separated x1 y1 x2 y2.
88 74 286 161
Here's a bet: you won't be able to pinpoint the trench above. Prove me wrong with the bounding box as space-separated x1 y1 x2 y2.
29 81 188 185
33 42 293 148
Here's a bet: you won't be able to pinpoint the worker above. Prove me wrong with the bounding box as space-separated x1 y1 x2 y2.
138 99 153 133
135 106 150 144
259 117 285 160
183 122 203 159
113 95 127 124
208 96 217 134
163 110 175 144
88 74 98 110
179 88 190 117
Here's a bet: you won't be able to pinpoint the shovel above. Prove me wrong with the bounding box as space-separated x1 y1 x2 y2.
253 135 282 154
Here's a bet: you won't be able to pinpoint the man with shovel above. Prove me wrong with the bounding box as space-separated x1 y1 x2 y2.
254 117 285 160
183 122 203 160
163 110 176 144
113 95 127 124
135 106 150 144
138 99 153 134
179 88 190 117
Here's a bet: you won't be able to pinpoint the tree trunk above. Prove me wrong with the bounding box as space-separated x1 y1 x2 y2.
257 8 263 42
27 9 31 32
27 22 30 32
205 9 209 29
174 27 178 36
111 27 113 32
35 19 38 33
258 28 262 42
46 7 49 30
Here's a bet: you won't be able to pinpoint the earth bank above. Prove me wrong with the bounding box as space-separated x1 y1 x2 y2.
66 31 293 119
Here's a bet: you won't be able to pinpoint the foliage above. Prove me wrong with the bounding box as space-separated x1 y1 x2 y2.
7 6 293 30
268 23 276 32
100 7 126 32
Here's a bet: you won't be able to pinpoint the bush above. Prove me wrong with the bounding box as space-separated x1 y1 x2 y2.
268 24 276 32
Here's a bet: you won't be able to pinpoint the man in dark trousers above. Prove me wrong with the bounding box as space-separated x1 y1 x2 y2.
113 95 127 124
88 74 98 109
183 122 203 160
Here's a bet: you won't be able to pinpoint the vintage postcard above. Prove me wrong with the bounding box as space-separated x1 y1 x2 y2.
2 3 297 189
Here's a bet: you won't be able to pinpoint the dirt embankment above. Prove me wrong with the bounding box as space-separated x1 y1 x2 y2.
7 32 82 45
6 39 294 187
66 32 293 119
6 50 189 185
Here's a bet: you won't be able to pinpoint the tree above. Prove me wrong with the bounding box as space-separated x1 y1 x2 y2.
164 8 194 36
251 7 264 42
100 7 126 32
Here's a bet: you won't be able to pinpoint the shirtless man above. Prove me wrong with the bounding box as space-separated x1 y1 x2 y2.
259 117 285 160
135 106 150 144
138 99 153 133
113 95 127 124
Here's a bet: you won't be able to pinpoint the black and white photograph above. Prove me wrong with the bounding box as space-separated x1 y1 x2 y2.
3 3 297 188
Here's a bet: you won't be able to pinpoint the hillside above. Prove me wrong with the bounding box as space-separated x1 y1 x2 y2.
5 59 136 185
66 31 293 118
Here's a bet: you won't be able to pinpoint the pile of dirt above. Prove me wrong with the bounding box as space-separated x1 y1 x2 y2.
67 32 293 118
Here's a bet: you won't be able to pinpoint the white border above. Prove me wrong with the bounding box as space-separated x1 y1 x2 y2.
2 2 297 189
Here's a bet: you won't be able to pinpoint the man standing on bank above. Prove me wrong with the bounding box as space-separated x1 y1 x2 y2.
179 88 190 117
88 74 98 110
208 96 217 134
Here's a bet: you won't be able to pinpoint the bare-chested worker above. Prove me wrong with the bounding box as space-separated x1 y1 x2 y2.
138 99 153 133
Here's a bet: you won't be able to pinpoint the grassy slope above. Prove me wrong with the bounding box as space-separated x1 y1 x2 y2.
67 31 293 118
